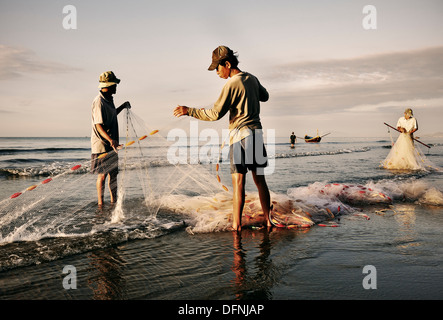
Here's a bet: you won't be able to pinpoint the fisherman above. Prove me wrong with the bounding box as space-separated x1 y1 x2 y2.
173 46 271 231
290 132 297 148
382 108 422 170
90 71 131 206
397 108 418 136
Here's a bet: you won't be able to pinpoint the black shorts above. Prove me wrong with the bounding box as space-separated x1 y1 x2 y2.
230 133 268 174
91 152 119 175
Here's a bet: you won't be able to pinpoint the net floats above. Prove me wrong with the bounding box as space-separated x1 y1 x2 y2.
8 129 161 201
354 213 370 220
9 178 53 199
318 223 340 227
10 192 22 199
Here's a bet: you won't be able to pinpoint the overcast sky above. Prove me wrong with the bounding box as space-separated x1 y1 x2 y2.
1 0 443 138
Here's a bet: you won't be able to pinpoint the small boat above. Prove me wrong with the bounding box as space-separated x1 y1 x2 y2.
304 135 322 143
304 130 330 143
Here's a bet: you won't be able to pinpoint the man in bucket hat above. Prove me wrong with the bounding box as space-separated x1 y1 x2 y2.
91 71 131 206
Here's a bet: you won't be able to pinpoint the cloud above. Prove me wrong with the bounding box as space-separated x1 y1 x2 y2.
0 45 80 80
263 46 443 115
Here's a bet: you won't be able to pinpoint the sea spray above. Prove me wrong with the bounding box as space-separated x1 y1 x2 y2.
418 187 443 205
111 191 125 223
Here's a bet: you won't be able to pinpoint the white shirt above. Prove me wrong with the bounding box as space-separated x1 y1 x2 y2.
397 116 417 132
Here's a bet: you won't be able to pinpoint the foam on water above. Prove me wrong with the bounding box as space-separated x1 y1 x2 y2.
1 172 442 271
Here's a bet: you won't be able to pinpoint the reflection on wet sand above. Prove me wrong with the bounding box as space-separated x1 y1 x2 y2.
231 230 273 299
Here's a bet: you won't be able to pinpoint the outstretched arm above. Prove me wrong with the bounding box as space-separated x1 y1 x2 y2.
116 101 131 115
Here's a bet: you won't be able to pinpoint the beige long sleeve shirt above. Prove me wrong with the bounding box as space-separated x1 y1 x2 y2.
188 72 269 144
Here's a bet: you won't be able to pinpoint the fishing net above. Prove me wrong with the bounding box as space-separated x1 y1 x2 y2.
0 109 267 243
5 109 442 247
0 111 183 240
1 108 352 243
381 130 434 171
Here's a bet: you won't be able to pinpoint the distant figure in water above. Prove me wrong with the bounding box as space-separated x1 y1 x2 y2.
290 132 297 148
382 108 423 170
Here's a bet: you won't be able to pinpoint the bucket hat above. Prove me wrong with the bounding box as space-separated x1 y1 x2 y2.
98 71 120 88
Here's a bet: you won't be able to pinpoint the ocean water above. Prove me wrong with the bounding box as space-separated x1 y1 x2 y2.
0 130 443 302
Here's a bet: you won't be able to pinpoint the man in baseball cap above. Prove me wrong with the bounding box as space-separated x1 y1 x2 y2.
174 46 272 231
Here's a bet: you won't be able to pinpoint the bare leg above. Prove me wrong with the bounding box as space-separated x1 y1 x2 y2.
251 170 272 227
96 174 106 206
108 172 118 203
231 173 246 231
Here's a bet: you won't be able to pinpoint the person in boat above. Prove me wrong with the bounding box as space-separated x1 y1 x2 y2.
290 132 297 147
173 45 271 231
382 108 422 170
90 71 131 206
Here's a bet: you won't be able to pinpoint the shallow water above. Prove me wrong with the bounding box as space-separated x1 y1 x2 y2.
0 134 442 300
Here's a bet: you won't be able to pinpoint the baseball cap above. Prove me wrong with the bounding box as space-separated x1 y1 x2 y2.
208 46 230 71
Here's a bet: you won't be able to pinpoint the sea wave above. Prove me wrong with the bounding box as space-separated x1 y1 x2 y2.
0 147 89 155
273 147 370 159
0 147 372 178
0 216 186 272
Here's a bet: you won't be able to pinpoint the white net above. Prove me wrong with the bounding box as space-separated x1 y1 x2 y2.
7 110 441 246
381 132 434 171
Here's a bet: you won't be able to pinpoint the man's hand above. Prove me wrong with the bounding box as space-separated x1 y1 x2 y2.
173 105 189 117
110 139 120 152
116 101 131 115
